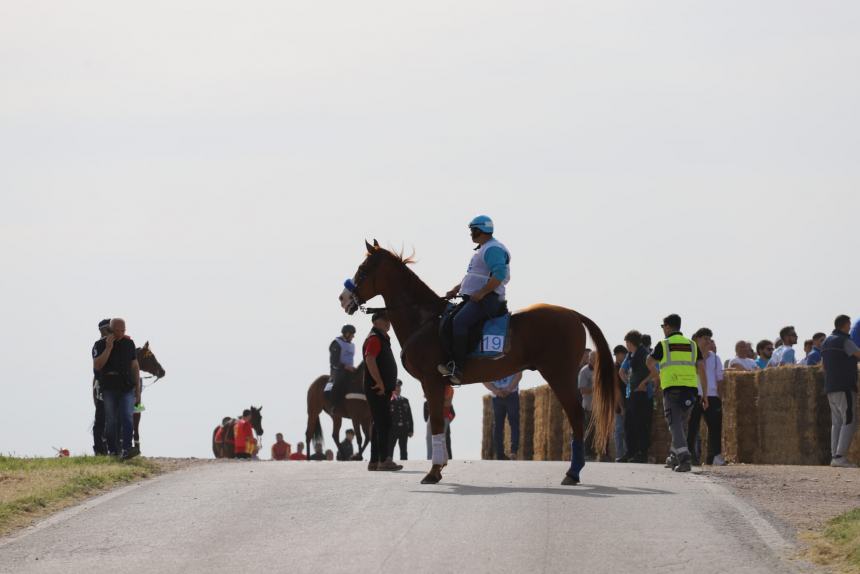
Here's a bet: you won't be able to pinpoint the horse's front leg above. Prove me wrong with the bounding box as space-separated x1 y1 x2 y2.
421 382 448 485
332 416 342 451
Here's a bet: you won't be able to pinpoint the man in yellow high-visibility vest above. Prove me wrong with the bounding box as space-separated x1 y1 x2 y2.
646 313 708 473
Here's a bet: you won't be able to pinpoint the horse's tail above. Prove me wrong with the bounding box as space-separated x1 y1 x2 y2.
580 313 617 453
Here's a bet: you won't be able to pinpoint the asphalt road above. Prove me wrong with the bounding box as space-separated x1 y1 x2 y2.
0 460 807 574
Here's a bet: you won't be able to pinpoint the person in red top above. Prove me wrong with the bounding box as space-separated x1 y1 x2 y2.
271 433 291 461
289 441 308 460
233 410 255 459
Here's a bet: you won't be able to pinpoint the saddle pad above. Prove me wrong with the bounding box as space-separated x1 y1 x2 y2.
468 314 511 359
344 393 367 402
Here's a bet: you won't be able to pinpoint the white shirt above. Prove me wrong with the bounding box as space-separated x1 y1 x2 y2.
729 357 759 371
697 352 724 397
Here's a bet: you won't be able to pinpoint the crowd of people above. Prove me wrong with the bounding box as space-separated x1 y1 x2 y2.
489 313 860 471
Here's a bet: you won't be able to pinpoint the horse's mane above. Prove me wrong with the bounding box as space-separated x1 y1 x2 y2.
370 247 442 306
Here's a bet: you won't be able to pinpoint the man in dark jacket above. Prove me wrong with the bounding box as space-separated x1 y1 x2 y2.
92 319 112 455
363 312 402 472
92 318 141 460
822 314 860 468
389 380 414 460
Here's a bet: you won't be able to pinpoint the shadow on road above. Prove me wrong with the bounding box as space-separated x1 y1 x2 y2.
410 483 673 498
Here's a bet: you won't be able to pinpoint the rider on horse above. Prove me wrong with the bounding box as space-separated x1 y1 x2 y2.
438 215 511 384
326 324 357 407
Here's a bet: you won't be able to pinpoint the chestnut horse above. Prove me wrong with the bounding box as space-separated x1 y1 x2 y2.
340 241 617 485
305 364 372 460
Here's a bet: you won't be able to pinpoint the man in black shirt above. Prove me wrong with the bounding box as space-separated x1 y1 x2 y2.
623 330 655 463
337 429 356 461
92 318 141 460
363 312 402 472
389 380 414 460
92 319 111 455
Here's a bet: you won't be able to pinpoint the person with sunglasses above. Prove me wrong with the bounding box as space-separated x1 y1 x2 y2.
768 326 799 367
438 215 511 385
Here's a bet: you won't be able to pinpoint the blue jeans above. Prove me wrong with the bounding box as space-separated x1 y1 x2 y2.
451 293 504 365
103 389 135 455
492 392 520 459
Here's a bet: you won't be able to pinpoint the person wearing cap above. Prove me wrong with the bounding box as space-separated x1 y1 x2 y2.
91 319 112 455
438 215 512 384
646 313 708 473
363 311 402 471
326 324 357 407
389 379 414 460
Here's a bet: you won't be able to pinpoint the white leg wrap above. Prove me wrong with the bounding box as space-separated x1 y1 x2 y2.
431 433 448 466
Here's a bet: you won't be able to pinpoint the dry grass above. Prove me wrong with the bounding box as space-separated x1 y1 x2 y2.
0 456 161 536
803 508 860 573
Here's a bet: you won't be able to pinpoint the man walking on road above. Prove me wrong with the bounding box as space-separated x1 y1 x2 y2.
822 314 860 468
647 314 708 473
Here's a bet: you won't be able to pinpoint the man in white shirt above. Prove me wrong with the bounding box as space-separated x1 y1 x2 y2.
729 340 759 371
687 328 726 466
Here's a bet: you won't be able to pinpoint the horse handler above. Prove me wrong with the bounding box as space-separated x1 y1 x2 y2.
363 312 402 472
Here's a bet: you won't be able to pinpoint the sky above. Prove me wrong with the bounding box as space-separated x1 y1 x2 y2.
1 1 858 460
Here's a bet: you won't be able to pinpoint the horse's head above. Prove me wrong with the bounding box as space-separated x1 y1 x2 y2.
339 239 398 315
137 342 166 378
250 405 264 436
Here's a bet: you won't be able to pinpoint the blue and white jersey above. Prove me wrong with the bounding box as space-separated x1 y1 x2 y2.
335 337 355 368
460 239 511 300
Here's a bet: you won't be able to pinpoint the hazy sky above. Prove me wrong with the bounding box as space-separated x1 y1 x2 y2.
2 1 858 460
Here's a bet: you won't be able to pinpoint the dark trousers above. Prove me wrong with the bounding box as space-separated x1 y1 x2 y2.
687 396 722 464
93 399 107 455
626 392 653 460
366 385 393 463
389 429 409 460
492 392 520 459
449 293 503 365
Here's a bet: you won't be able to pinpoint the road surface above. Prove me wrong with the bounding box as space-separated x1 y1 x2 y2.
0 460 807 573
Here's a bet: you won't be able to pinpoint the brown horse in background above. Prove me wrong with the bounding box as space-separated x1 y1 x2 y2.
212 406 264 458
133 342 166 452
306 364 372 460
340 241 617 485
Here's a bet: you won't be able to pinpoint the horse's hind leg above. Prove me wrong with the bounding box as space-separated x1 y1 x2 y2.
540 366 586 485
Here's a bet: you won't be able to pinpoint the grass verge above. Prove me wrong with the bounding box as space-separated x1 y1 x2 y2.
0 456 162 537
803 507 860 573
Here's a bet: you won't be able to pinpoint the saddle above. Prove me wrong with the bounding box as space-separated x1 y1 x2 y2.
440 301 512 360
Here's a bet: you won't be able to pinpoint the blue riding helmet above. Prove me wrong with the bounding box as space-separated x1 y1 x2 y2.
468 215 494 234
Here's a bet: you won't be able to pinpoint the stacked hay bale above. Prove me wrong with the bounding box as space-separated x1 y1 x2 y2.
756 366 830 465
532 386 566 460
722 370 759 463
481 394 494 460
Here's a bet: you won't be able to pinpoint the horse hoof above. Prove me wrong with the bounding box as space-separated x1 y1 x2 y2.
420 466 443 484
561 474 580 486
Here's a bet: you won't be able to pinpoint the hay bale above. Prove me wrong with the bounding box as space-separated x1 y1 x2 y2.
847 390 860 464
722 370 759 463
548 390 566 460
481 394 493 460
756 366 830 465
532 385 552 460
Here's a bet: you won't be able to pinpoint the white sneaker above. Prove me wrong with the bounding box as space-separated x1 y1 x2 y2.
712 454 727 466
830 457 858 469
